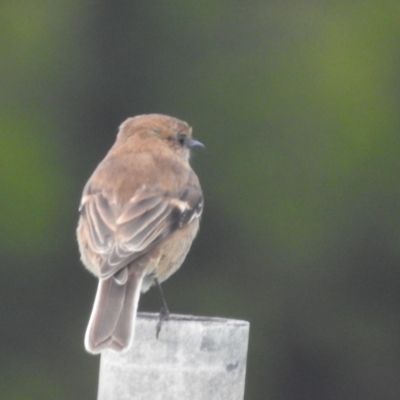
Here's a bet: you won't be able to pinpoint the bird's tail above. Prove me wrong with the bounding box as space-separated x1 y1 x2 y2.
84 266 144 354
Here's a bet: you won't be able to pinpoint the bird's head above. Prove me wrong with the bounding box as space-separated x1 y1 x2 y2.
117 114 204 161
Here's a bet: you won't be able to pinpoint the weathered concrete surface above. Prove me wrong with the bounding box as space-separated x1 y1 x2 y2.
98 313 250 400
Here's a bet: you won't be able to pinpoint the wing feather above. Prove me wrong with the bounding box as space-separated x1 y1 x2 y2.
85 199 113 254
116 193 163 225
80 180 203 280
118 199 168 241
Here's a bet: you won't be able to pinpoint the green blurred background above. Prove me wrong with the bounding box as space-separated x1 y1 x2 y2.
1 1 400 399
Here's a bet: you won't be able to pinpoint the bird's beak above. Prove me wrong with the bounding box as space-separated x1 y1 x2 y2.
188 139 205 150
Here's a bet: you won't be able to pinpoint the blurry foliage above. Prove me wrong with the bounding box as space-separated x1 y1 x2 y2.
0 115 66 255
1 1 400 399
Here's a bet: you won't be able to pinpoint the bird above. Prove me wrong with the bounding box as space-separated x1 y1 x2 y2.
76 114 204 354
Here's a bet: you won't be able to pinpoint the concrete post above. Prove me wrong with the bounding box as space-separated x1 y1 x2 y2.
97 313 250 400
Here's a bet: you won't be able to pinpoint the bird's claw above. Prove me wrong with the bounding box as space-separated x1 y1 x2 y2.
156 305 170 339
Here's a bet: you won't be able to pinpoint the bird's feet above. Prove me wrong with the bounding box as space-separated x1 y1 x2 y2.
156 304 170 339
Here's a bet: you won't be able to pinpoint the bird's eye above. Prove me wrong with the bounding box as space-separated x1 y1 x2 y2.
177 133 186 146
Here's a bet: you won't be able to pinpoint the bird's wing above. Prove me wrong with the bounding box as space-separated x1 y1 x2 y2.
79 182 203 280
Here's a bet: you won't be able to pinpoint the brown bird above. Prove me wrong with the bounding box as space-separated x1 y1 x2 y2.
77 114 204 354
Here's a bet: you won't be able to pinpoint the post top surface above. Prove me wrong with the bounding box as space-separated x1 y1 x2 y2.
138 312 249 327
